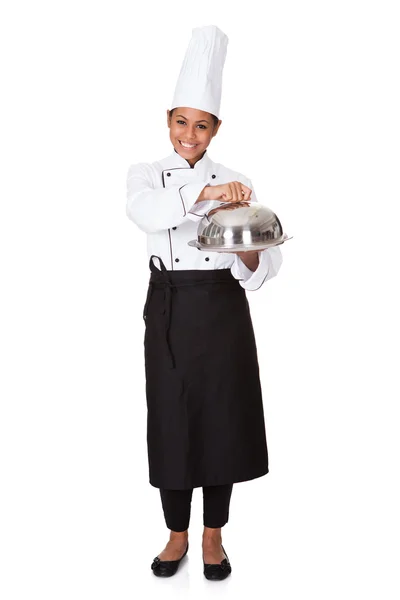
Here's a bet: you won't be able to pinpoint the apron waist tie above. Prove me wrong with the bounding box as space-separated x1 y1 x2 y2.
144 255 239 370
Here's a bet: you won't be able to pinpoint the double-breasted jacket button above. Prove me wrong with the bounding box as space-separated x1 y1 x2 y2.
167 172 171 177
211 174 216 179
205 257 210 261
175 258 180 262
172 227 177 230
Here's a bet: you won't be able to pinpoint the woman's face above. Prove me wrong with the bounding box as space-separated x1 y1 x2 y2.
167 107 221 165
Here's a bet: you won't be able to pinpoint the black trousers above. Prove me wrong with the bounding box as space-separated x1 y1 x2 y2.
159 484 233 532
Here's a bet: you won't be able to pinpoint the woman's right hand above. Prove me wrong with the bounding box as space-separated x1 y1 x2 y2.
196 181 252 203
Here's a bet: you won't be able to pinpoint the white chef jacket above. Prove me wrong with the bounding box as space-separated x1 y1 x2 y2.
126 149 283 291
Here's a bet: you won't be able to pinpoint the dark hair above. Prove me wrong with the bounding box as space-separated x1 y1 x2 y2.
169 107 219 128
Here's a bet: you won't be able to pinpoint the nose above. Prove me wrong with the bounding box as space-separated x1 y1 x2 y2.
188 125 197 139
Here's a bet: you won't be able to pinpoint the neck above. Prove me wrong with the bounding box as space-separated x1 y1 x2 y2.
175 148 207 168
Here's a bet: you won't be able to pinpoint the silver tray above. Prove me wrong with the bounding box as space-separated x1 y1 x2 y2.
188 233 292 252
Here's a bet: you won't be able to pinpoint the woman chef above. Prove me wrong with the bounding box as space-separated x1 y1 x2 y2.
126 25 283 580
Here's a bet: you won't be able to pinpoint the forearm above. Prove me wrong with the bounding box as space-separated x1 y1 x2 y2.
236 251 260 272
126 180 207 232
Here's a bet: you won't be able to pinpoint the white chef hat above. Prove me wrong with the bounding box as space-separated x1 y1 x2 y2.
171 25 229 119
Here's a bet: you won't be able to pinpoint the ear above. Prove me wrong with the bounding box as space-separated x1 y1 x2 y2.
212 120 222 138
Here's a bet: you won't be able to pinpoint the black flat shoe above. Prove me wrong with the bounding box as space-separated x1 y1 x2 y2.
203 544 232 581
151 542 189 577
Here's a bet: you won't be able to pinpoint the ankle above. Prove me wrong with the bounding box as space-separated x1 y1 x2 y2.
169 529 188 542
202 527 222 542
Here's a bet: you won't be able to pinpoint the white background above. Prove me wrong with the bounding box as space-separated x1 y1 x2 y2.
1 0 399 598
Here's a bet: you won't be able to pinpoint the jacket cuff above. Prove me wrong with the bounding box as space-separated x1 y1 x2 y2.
231 249 270 291
179 182 210 218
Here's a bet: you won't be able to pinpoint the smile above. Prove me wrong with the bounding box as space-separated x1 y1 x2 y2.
179 141 198 148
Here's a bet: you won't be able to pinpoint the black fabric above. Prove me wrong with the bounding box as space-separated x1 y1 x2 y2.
202 484 233 528
159 488 193 532
143 255 269 490
159 484 233 531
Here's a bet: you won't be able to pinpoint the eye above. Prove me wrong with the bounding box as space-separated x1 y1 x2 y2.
197 124 207 129
177 120 186 125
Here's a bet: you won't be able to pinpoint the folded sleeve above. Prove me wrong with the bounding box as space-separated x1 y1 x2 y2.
230 245 283 291
126 163 207 233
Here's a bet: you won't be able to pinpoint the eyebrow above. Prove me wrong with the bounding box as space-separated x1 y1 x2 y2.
175 114 210 124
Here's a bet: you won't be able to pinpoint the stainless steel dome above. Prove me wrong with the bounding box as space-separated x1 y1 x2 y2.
188 202 292 252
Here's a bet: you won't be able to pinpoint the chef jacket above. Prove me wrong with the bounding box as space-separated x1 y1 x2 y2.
126 149 283 291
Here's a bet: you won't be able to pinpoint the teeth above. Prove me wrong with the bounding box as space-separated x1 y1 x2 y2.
180 141 197 148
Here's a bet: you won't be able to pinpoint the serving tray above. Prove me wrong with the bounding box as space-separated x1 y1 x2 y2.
188 233 292 252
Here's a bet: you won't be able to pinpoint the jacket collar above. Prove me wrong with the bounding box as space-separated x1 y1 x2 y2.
159 147 213 177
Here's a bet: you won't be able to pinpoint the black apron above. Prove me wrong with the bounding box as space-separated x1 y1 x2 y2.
142 255 269 490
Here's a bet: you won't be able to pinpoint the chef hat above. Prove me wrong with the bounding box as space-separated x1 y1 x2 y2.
171 25 229 119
